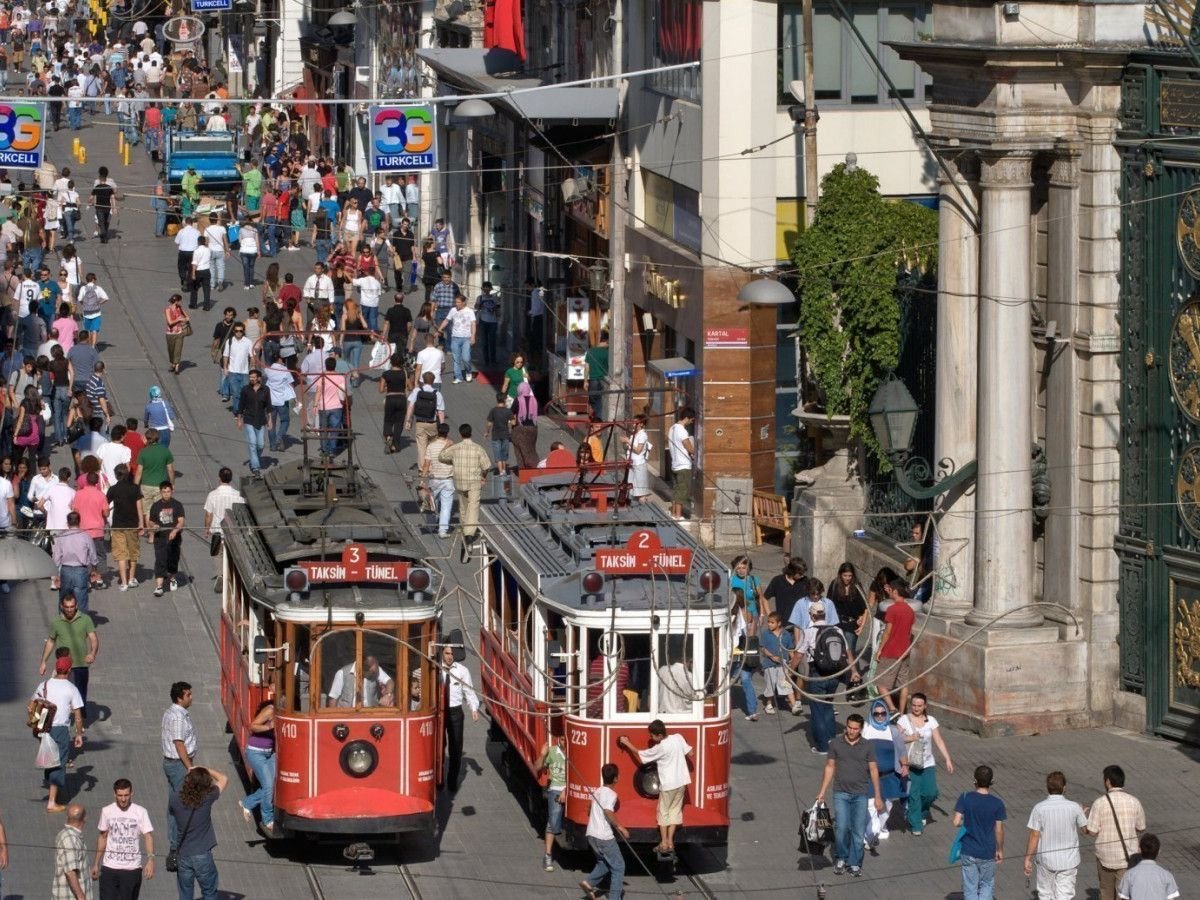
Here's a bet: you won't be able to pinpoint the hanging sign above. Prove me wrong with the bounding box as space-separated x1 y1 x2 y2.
594 530 693 575
0 103 46 169
300 543 410 583
369 105 438 173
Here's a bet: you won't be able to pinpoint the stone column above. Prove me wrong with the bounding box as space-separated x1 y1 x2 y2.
1043 148 1081 618
932 155 979 619
967 152 1043 628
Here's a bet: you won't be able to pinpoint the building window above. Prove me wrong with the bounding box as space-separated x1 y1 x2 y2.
777 3 931 106
649 0 702 102
642 170 701 253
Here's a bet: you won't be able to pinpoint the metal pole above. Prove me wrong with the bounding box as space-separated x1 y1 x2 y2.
607 0 628 424
802 0 820 226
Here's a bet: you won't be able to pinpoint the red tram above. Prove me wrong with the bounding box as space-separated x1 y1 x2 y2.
476 441 732 847
218 460 444 838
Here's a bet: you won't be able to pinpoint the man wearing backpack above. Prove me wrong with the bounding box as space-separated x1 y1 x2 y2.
799 593 852 754
404 372 445 466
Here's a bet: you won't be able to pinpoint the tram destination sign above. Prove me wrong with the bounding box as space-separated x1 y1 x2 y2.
594 530 693 575
1161 79 1200 128
300 543 409 583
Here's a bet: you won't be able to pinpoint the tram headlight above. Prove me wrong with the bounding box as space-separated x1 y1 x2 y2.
407 567 432 601
698 570 722 594
340 740 378 778
634 764 661 799
581 570 605 600
284 567 309 599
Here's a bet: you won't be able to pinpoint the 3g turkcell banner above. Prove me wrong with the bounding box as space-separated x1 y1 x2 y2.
369 105 437 174
0 102 47 169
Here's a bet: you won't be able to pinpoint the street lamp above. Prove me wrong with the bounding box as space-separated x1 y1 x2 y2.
0 536 58 580
453 98 497 119
327 9 357 25
737 277 795 307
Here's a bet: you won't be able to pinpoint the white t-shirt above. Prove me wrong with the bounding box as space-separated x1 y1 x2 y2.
202 483 244 536
586 784 617 840
239 227 259 255
444 306 476 339
0 478 12 529
35 677 84 726
192 244 212 272
224 335 253 374
95 441 131 490
896 714 940 769
43 482 76 530
97 801 154 870
667 422 693 472
637 733 693 791
17 278 39 317
381 182 403 206
415 346 444 384
203 223 226 252
352 275 381 309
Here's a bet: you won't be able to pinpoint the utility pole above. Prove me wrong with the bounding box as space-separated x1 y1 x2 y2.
607 0 627 423
802 0 819 226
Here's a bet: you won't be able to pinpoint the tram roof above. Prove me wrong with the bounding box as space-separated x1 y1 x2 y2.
479 473 731 612
220 461 440 615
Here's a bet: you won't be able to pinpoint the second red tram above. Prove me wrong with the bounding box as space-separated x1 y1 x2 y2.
476 452 733 847
218 461 445 838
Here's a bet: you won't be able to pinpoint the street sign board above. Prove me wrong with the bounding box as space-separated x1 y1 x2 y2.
0 103 46 169
191 0 232 11
369 105 437 173
594 530 693 575
300 543 410 583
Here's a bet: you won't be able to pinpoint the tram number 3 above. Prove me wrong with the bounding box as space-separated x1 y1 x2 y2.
570 731 588 747
716 728 730 746
279 722 299 740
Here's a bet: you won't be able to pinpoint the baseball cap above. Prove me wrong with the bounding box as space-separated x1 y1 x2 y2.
55 656 73 673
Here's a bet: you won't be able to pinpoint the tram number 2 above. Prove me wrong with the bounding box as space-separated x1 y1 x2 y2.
570 731 588 747
279 722 299 740
716 728 730 746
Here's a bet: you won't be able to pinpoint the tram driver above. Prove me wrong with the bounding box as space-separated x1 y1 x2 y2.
327 655 394 708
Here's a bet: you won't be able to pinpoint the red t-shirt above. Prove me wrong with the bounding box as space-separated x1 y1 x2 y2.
144 107 162 130
122 431 146 466
277 284 302 307
878 601 916 660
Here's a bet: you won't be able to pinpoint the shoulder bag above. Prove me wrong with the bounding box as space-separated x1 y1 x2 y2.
27 679 57 736
1104 792 1134 867
211 320 235 365
166 806 197 872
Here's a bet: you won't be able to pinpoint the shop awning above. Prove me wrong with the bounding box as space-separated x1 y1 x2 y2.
648 357 698 379
510 87 619 124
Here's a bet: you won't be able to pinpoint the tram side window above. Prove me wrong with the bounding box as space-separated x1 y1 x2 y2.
655 634 699 715
320 630 358 708
620 633 650 715
290 626 311 713
704 626 726 716
542 611 568 702
583 628 631 718
362 630 399 709
408 623 431 713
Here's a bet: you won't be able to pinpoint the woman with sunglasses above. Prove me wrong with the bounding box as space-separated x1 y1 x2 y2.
338 197 364 257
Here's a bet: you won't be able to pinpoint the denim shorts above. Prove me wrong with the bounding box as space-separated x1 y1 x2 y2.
490 439 509 462
545 788 564 834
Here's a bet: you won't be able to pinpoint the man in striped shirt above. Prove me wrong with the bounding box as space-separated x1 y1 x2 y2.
437 423 490 543
1023 771 1089 900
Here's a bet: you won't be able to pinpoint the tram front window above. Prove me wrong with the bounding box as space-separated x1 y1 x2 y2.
318 629 398 710
655 634 700 715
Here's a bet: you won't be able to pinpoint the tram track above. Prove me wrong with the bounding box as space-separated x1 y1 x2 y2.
301 862 425 900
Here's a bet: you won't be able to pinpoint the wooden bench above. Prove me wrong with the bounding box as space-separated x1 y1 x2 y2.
752 490 791 547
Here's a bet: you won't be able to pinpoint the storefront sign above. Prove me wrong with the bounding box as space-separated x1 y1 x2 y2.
704 327 749 348
643 266 686 308
191 0 231 11
0 103 46 169
369 105 437 173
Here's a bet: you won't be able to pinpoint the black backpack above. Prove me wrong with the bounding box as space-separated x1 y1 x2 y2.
413 388 438 422
810 625 847 677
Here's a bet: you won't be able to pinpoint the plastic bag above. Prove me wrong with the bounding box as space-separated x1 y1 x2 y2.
36 731 60 769
798 801 834 855
369 340 395 369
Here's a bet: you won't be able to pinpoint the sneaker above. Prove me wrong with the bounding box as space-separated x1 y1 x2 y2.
542 854 554 872
791 701 803 715
745 714 758 721
811 747 826 754
452 378 462 384
910 830 923 837
243 285 251 291
849 866 862 877
153 587 164 597
465 373 473 382
764 703 776 715
118 582 128 592
878 829 889 840
833 860 846 875
169 579 178 591
128 578 139 588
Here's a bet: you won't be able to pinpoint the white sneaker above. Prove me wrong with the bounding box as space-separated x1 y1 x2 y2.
764 703 776 715
118 582 128 592
791 701 804 715
128 578 139 588
452 378 462 384
465 373 473 382
878 829 890 840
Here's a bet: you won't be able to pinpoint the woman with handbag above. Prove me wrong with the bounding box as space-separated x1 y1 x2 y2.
143 386 178 449
163 293 191 375
897 692 954 836
167 766 228 898
12 383 43 467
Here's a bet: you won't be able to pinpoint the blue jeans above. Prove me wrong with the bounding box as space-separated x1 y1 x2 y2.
155 206 168 237
175 851 218 900
270 403 290 450
46 724 71 791
63 208 78 240
362 305 379 332
242 748 276 825
907 766 938 832
158 428 173 449
264 218 279 255
243 423 266 471
226 372 248 414
320 408 343 454
68 106 82 129
53 388 70 443
961 855 996 900
162 757 188 847
429 476 455 535
22 247 44 274
59 564 90 613
315 238 331 264
735 664 757 716
240 253 256 287
585 836 624 899
832 791 868 868
450 335 472 380
807 676 838 751
210 253 225 289
344 341 363 378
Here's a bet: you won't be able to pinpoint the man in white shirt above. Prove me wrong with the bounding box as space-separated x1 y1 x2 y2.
405 174 420 225
437 294 476 384
303 262 334 317
189 235 212 310
66 79 83 130
174 216 200 289
381 175 403 224
439 644 479 791
205 108 227 132
203 218 228 292
351 271 381 331
202 467 244 539
414 333 445 387
222 322 253 415
95 426 132 491
40 472 77 532
30 656 85 812
299 160 321 198
666 407 696 520
92 778 155 892
1024 771 1090 900
579 763 628 900
299 336 330 429
29 458 60 509
327 657 393 708
618 721 694 854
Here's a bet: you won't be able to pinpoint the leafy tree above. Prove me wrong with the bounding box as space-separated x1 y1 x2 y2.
791 163 938 463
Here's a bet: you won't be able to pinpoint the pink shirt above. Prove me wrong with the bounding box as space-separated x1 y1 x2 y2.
71 485 109 538
317 371 346 412
53 316 77 352
42 482 76 531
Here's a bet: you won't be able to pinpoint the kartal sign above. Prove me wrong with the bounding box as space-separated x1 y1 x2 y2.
369 105 437 174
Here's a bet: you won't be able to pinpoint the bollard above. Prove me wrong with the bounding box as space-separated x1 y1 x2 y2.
72 137 80 156
118 131 124 152
123 144 130 166
80 147 87 164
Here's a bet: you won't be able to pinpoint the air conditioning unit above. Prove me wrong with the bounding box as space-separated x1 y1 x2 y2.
561 176 594 203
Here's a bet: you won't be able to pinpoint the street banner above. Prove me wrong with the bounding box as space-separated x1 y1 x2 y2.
369 105 437 173
0 102 46 169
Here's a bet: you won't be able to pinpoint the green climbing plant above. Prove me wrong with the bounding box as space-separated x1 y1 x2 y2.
791 162 938 465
